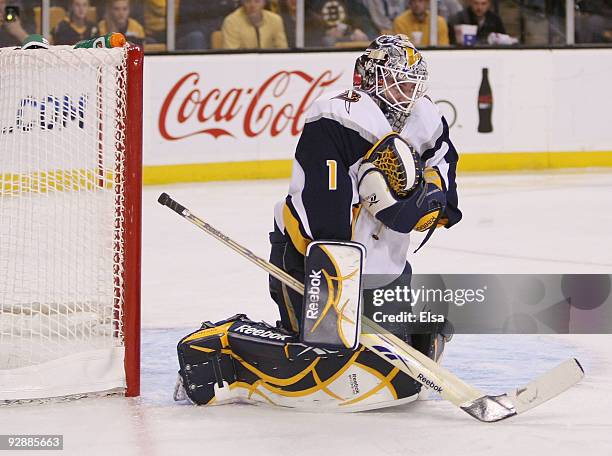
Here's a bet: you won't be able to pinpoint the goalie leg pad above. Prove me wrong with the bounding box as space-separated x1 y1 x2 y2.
300 241 365 351
176 314 421 411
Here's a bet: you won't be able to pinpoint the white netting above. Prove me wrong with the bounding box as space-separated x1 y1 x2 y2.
0 46 129 400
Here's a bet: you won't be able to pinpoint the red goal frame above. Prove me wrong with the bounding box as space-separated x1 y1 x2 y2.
122 45 143 397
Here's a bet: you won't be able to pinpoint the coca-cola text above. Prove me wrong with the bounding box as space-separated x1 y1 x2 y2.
158 70 341 141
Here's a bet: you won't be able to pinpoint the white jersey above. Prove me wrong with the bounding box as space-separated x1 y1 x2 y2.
273 88 461 276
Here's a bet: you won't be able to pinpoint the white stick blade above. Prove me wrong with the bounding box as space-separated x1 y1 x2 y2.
508 358 584 415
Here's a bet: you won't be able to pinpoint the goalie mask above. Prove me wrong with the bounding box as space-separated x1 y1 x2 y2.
354 35 428 127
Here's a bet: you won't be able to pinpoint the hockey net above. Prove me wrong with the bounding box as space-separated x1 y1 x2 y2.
0 45 142 401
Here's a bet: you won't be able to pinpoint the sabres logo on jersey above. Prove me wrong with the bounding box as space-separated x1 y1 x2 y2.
332 89 361 114
364 192 379 207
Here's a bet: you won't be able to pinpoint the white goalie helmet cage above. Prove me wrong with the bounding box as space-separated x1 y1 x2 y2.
353 34 429 115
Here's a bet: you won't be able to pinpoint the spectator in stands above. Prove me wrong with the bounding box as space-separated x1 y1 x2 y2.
0 0 29 46
576 0 612 43
52 0 98 45
278 0 296 47
280 0 351 48
359 0 405 35
437 0 462 21
278 0 338 47
84 0 105 22
306 0 377 47
143 0 165 43
348 0 380 39
98 0 144 45
221 0 288 49
177 0 237 50
447 0 505 45
392 0 449 46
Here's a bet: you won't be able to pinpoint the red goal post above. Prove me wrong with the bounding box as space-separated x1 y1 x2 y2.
123 45 143 398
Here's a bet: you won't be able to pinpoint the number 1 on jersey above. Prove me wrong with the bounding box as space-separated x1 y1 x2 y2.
326 159 337 190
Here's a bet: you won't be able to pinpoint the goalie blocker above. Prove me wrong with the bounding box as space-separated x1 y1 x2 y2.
300 241 365 351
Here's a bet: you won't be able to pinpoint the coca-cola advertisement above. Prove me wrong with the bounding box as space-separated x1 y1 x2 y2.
477 67 493 134
158 70 341 142
143 49 612 171
144 53 352 166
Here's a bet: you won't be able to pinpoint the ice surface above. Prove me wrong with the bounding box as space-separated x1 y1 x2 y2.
2 171 612 455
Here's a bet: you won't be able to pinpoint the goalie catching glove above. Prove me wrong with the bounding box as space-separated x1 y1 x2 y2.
357 132 446 237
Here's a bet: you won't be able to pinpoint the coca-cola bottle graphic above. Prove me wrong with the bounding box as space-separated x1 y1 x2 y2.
478 68 493 133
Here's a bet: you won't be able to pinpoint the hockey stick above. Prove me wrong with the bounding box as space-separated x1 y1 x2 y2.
158 192 584 422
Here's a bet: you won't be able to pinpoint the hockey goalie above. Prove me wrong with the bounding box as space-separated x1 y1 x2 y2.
174 35 462 411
